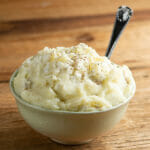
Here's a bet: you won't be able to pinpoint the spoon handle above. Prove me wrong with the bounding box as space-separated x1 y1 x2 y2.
105 6 133 59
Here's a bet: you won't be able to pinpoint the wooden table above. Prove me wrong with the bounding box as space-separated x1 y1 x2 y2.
0 0 150 149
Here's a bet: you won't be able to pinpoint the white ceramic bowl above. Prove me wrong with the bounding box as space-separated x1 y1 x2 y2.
10 70 135 145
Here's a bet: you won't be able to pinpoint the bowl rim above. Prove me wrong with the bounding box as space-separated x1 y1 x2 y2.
10 69 135 114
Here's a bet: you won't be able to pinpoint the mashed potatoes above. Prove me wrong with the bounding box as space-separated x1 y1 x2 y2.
14 43 136 112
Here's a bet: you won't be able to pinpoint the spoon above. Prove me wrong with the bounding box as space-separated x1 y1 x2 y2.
105 6 133 59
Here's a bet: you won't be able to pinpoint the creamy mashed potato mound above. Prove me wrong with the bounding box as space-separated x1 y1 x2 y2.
14 43 136 112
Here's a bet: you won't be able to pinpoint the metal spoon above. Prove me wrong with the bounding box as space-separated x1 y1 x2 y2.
105 6 133 59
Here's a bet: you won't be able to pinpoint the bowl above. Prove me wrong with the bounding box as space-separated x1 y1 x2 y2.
10 70 135 145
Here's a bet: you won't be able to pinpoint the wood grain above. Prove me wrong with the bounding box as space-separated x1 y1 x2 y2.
0 0 150 149
1 0 150 21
